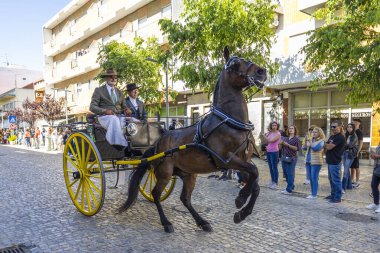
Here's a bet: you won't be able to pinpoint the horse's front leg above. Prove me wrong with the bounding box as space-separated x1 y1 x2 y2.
180 173 213 232
227 153 260 222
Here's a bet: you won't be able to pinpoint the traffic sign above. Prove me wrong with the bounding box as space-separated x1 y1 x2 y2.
10 123 17 130
8 115 17 123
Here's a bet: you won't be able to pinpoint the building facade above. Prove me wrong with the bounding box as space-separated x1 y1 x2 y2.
43 0 184 123
248 0 378 154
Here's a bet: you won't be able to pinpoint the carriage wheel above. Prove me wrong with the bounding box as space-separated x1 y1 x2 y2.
63 132 105 216
139 165 176 202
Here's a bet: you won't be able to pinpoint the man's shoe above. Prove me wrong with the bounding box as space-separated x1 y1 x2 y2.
324 195 332 200
375 207 380 213
306 195 317 199
366 203 379 210
304 180 310 185
328 199 341 204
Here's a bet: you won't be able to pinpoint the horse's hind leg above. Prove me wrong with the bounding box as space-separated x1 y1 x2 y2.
180 174 212 232
152 164 174 233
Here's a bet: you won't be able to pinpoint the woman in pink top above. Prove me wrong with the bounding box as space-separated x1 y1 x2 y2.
263 121 281 189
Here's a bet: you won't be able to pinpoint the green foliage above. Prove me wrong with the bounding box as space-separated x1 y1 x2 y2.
97 37 173 112
302 0 380 109
159 0 278 98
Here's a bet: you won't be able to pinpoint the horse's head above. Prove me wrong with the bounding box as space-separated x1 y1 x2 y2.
223 47 267 90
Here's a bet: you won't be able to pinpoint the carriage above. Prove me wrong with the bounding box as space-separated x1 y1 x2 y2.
63 116 177 216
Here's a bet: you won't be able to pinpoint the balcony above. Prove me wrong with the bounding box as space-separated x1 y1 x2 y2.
298 0 327 15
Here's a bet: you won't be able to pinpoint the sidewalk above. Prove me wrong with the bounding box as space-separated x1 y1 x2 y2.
0 143 62 155
255 157 374 204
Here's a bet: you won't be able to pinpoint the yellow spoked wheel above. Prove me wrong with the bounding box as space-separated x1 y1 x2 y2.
139 166 176 202
63 132 105 216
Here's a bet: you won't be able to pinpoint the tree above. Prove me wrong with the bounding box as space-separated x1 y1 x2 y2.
301 0 380 108
159 0 278 97
23 94 66 127
97 37 172 111
7 106 38 129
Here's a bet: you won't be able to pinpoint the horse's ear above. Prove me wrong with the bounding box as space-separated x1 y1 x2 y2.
223 47 230 62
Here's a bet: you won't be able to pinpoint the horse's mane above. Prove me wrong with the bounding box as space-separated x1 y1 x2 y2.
212 74 222 105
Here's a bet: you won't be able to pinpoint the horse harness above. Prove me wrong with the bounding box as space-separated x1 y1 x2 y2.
192 106 255 166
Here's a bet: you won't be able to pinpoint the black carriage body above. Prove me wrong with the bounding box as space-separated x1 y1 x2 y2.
72 121 163 161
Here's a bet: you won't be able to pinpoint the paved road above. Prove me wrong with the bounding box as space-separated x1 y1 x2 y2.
0 145 379 253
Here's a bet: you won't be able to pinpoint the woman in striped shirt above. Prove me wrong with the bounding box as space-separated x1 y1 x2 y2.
305 127 325 199
279 125 301 194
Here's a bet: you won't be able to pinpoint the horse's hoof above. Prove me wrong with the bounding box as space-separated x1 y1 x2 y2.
200 223 213 232
164 225 174 233
234 212 243 224
235 196 245 209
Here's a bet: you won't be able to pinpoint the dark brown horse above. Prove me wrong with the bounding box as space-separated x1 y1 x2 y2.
120 47 267 233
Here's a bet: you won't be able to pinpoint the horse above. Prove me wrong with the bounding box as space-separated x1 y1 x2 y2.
119 47 267 233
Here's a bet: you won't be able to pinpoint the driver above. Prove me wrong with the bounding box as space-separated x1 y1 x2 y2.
90 68 131 149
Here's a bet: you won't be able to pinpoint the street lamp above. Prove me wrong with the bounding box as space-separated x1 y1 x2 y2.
145 57 170 128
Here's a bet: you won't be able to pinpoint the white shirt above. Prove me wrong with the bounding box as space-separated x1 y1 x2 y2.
106 84 117 103
129 97 138 110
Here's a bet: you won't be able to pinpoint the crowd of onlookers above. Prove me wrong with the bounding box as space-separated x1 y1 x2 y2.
0 126 71 152
209 118 380 214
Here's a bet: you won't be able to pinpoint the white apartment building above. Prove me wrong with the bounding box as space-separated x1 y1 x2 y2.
43 0 183 123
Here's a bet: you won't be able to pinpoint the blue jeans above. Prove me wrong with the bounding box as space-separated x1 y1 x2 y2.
282 157 297 192
342 152 353 190
328 163 342 201
305 162 311 181
267 152 279 184
309 165 322 196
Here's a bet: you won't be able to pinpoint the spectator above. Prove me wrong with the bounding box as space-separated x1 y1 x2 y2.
351 118 364 188
35 127 41 149
279 125 301 194
302 125 317 185
262 121 281 189
280 125 288 137
306 127 325 199
342 123 358 193
42 128 46 146
52 128 58 150
325 121 346 203
46 127 53 151
366 128 380 213
169 119 177 130
24 128 31 148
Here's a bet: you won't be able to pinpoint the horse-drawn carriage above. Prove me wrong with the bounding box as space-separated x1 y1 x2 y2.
63 48 267 233
63 117 176 216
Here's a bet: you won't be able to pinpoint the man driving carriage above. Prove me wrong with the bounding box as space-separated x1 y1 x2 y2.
89 68 131 148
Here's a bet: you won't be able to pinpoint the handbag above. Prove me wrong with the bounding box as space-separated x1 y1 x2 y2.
282 156 294 163
374 164 380 177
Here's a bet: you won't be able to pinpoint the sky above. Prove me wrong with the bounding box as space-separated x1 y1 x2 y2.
0 0 72 71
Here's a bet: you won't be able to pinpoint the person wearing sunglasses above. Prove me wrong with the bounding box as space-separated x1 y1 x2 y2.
325 121 346 203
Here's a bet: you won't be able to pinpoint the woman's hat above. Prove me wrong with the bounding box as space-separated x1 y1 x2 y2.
126 83 139 91
100 68 119 78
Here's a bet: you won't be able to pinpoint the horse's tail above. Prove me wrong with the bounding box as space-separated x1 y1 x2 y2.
119 147 156 213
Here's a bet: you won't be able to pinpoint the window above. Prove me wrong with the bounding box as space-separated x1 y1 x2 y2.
311 92 327 107
161 5 171 18
294 110 309 137
331 90 349 106
138 17 147 29
310 109 328 134
294 93 309 108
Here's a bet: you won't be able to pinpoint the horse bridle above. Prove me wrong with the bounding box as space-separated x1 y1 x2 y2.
224 56 264 91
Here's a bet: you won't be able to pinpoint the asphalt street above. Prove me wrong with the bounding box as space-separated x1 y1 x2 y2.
0 145 379 253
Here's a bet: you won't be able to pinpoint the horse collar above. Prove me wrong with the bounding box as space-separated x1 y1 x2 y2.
211 107 255 131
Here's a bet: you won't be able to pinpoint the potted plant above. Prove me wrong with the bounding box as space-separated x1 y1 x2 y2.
8 135 17 145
